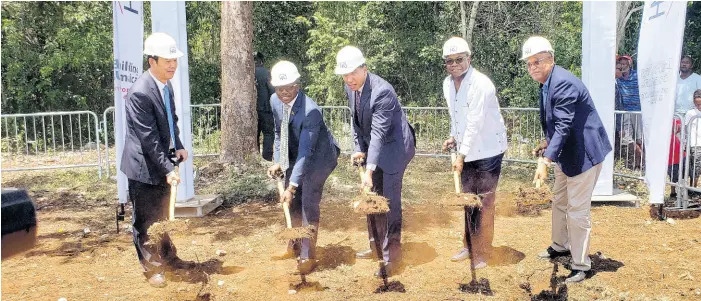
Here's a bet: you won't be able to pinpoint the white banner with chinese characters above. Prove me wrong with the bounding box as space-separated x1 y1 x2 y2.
638 1 687 204
113 1 144 204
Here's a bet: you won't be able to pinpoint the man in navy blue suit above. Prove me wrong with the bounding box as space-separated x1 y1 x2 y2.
335 46 416 277
523 36 612 283
120 33 188 288
266 61 340 274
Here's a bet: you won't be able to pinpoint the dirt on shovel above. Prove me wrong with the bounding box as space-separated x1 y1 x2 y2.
440 192 485 208
352 193 390 214
513 186 553 216
277 225 316 240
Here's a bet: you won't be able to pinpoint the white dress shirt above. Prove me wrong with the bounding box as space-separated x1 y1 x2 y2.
676 73 701 115
443 67 507 162
148 70 168 100
685 109 701 147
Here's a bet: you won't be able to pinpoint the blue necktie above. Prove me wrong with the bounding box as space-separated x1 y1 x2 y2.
163 85 176 149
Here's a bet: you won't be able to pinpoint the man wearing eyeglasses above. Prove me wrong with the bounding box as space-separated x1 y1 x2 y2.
266 61 340 275
440 37 507 269
523 36 611 283
335 45 416 277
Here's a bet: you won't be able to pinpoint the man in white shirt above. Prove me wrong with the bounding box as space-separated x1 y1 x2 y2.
676 56 701 115
684 90 701 188
440 37 508 269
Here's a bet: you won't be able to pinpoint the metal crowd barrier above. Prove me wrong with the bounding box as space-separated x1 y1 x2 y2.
5 104 700 209
190 104 222 157
1 111 102 179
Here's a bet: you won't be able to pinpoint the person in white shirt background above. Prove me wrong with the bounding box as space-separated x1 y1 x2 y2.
676 56 701 116
440 37 508 269
683 90 701 188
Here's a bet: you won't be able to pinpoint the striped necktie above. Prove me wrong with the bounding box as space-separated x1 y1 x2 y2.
280 103 291 170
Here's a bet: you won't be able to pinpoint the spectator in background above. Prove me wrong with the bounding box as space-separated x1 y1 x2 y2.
614 61 624 160
255 52 275 161
684 90 701 188
668 119 684 199
675 55 701 116
616 55 644 168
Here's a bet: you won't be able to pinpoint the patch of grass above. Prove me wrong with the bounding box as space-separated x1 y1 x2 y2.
195 157 278 206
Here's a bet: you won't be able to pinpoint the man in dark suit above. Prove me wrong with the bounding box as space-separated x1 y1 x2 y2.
266 61 340 274
523 36 612 283
335 46 416 277
255 52 275 161
120 32 188 288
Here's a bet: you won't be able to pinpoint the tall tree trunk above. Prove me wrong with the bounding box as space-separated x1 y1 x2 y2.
466 1 480 45
460 1 467 39
616 1 643 52
220 1 257 164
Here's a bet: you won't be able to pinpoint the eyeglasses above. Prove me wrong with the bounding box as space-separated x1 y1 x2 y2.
444 57 467 66
275 84 298 93
526 56 550 69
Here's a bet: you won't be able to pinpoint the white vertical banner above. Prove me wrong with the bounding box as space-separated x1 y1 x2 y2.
151 1 195 201
113 1 144 204
638 1 687 204
582 1 617 196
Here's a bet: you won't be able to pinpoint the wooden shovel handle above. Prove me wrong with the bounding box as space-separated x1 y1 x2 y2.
276 179 293 229
451 152 461 193
358 165 373 194
168 166 179 221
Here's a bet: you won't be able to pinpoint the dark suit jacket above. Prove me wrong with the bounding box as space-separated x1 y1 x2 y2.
345 72 415 174
540 65 612 177
120 71 184 185
272 90 340 185
255 66 275 113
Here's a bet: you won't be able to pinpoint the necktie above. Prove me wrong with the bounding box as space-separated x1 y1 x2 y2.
280 103 291 170
355 90 361 117
163 85 176 149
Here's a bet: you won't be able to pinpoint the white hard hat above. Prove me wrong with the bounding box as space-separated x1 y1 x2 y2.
144 32 184 59
335 46 366 75
270 60 300 87
521 36 554 60
442 37 472 58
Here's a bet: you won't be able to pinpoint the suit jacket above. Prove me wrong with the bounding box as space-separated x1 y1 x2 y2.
272 90 340 185
345 72 416 174
120 71 184 185
255 66 275 113
540 65 612 177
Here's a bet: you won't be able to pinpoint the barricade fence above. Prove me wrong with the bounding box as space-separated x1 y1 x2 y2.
3 106 699 207
1 111 102 178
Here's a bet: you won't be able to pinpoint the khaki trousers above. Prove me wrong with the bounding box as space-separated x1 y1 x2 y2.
550 163 602 271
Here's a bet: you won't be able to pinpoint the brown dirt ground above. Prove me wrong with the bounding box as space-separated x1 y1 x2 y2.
2 158 701 301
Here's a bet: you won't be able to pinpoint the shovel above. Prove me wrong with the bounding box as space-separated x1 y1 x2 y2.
442 148 485 208
168 157 183 221
351 158 391 288
274 173 314 241
273 172 314 283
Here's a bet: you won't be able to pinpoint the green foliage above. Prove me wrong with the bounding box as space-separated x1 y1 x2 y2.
2 1 701 115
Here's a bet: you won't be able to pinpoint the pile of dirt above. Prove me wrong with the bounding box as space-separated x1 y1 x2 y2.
352 193 389 214
440 192 483 208
459 278 494 296
513 187 553 216
373 280 406 293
